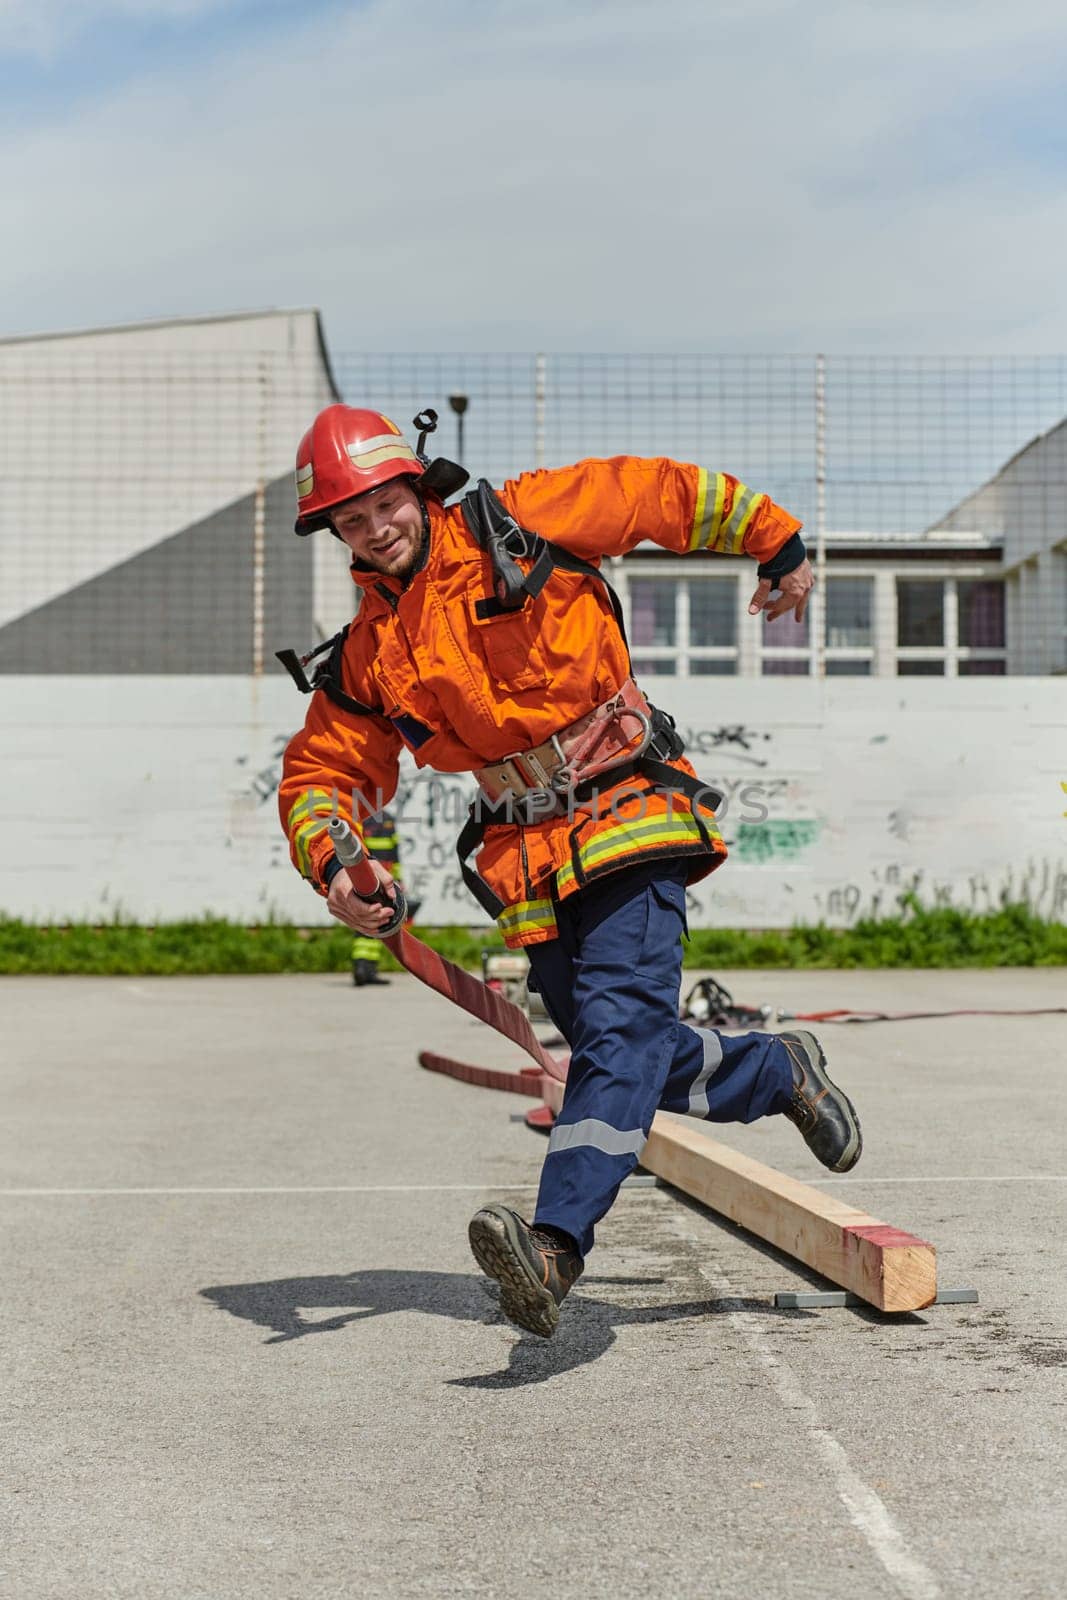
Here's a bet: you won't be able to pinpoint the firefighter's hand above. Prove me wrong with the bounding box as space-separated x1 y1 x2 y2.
327 860 398 935
748 558 814 623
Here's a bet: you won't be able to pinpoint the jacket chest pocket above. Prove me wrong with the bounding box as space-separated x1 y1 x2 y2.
372 627 428 718
466 591 549 693
374 601 486 729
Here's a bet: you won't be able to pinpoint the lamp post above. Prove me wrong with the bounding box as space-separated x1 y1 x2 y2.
448 393 469 465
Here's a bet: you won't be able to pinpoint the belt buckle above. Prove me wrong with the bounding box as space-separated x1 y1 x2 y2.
515 732 572 790
478 756 530 804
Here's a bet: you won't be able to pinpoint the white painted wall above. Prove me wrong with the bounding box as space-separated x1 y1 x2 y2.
2 679 1065 927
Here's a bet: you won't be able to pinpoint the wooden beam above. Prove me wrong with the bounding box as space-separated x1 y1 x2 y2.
539 1076 936 1312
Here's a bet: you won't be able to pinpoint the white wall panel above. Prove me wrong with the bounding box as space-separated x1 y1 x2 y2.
2 679 1065 927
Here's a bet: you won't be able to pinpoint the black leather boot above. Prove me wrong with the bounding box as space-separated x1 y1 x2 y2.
780 1029 863 1172
468 1204 584 1338
351 959 390 987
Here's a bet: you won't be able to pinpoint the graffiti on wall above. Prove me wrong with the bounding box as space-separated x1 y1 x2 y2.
214 694 1067 928
813 859 1067 924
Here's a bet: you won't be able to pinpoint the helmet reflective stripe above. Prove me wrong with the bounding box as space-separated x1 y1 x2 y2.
296 463 315 499
345 438 419 470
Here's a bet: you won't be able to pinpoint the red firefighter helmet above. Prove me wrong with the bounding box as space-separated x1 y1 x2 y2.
293 405 424 536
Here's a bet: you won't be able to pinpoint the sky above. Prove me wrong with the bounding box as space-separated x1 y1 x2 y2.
2 0 1067 354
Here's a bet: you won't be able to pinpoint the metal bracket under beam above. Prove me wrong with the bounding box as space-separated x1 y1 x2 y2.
774 1287 979 1309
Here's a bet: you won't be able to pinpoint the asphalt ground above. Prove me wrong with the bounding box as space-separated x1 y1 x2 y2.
2 968 1065 1600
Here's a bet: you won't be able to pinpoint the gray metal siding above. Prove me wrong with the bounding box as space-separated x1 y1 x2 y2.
0 474 311 672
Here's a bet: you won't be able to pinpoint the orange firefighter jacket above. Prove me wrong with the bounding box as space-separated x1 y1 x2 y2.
279 456 801 947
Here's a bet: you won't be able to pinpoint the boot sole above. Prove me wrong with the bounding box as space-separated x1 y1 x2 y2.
468 1207 560 1338
785 1030 863 1173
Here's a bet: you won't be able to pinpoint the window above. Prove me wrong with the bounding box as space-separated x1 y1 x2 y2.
957 581 1005 649
897 659 945 675
762 599 809 675
622 562 1005 678
826 578 872 648
688 581 736 648
897 581 944 647
626 574 741 676
891 576 1006 677
630 579 677 647
763 657 811 676
763 608 809 650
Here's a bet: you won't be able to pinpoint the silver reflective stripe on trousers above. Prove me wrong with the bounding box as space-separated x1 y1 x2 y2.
547 1118 647 1159
687 1028 724 1116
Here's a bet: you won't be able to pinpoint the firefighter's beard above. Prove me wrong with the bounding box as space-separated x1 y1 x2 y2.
365 522 425 579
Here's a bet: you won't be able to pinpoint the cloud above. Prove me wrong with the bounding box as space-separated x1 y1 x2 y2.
0 0 249 58
1 0 1066 352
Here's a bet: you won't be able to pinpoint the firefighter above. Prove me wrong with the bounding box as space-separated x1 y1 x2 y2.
279 406 862 1339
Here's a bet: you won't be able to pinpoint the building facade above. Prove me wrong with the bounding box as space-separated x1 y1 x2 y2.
617 531 1007 679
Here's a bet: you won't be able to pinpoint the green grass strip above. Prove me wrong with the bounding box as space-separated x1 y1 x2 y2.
0 902 1064 974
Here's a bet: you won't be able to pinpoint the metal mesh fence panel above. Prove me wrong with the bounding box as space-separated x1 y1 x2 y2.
1 347 1065 675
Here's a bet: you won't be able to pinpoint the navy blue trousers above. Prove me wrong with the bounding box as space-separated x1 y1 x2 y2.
527 860 793 1259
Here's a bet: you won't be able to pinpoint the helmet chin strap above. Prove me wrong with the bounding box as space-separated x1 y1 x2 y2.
409 493 432 579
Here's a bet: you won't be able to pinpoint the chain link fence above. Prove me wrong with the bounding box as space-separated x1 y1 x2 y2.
1 347 1065 675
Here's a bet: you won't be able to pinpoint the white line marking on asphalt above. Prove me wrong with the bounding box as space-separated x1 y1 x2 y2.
0 1184 543 1197
2 1176 1062 1197
805 1175 1067 1185
666 1205 942 1600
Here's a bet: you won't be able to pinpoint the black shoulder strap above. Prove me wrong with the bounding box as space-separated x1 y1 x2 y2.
275 626 382 718
459 480 629 649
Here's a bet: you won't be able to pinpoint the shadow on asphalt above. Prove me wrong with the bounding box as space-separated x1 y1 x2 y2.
200 1269 809 1388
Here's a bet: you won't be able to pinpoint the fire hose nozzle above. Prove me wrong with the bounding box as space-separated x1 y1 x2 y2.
327 813 364 867
326 815 407 937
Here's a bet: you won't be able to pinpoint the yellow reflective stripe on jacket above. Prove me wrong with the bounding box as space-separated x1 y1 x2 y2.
555 809 722 898
717 482 764 554
689 468 727 551
286 787 336 829
497 897 558 942
287 788 337 880
689 472 765 555
292 815 332 879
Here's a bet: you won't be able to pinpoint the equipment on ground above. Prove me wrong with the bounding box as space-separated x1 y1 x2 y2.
680 977 770 1028
480 951 550 1022
681 975 1067 1027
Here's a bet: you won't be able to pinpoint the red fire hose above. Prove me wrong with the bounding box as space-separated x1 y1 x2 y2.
326 817 567 1080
